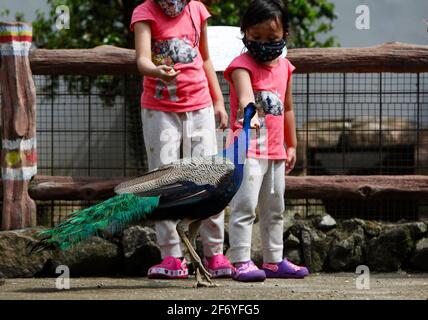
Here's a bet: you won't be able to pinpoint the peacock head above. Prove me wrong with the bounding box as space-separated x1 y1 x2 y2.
242 102 257 130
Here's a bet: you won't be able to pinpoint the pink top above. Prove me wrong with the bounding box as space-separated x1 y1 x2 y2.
130 0 212 112
224 52 296 160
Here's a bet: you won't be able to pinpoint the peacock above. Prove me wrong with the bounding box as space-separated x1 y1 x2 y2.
31 103 256 287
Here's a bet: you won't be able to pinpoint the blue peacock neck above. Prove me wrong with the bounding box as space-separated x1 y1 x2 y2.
221 103 256 189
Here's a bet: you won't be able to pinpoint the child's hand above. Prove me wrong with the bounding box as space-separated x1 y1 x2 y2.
214 102 228 129
250 112 260 129
285 147 296 175
156 65 180 83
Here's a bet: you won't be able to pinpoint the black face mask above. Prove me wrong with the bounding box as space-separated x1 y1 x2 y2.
243 38 286 62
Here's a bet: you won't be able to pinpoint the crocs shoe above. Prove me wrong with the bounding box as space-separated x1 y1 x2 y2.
262 259 309 279
203 254 235 278
232 260 266 282
148 256 189 279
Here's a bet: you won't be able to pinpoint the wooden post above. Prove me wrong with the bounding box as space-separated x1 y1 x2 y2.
0 22 37 230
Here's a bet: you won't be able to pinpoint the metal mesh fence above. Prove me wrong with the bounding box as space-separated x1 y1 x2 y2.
4 72 428 224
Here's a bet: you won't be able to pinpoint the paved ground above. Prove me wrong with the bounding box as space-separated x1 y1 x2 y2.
0 273 427 300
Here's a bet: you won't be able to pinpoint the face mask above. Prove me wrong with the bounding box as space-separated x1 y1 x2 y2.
155 0 191 18
243 38 286 63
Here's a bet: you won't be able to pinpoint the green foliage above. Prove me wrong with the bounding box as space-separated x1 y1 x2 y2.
29 0 337 50
206 0 338 48
0 7 25 22
32 0 139 49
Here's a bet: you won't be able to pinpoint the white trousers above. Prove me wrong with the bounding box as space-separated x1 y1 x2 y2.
229 158 285 264
142 106 225 258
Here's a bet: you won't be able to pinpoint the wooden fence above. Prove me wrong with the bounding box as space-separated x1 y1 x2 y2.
1 22 428 230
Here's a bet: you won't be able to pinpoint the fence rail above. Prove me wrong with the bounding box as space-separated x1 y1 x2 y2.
0 175 426 202
29 42 428 75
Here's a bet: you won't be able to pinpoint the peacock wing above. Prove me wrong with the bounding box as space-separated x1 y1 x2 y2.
114 156 235 197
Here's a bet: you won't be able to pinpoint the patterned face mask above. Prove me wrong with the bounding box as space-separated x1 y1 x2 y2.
155 0 191 18
243 38 286 63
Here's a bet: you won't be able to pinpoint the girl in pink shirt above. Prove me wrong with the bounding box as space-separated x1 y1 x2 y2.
224 0 309 282
131 0 233 279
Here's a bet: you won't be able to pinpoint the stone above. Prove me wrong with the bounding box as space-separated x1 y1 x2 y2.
284 234 300 248
289 219 314 239
41 236 122 277
121 226 161 276
317 215 337 230
284 248 302 265
367 227 414 272
0 228 52 278
283 212 295 234
0 271 5 286
328 225 365 271
251 223 263 266
402 222 427 241
362 220 382 237
300 227 332 272
408 238 428 271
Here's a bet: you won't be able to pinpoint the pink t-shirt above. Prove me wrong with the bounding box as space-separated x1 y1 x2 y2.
130 0 212 112
224 53 296 160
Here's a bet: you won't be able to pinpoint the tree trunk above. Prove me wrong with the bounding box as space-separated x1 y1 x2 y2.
0 22 37 230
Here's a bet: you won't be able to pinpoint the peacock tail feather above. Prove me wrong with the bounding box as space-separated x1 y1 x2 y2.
33 194 160 251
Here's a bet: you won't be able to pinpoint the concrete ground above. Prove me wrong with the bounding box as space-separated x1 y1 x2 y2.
0 273 427 300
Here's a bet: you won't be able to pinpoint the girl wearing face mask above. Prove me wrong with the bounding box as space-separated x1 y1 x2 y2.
224 0 309 282
131 0 233 280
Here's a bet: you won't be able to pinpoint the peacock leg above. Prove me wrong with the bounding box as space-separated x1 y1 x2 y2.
176 219 216 288
188 220 218 287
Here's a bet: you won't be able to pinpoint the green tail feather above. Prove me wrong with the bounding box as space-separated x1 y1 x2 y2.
35 194 160 251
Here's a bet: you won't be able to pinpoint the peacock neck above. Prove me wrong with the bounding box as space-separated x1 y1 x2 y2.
222 128 248 187
221 110 253 188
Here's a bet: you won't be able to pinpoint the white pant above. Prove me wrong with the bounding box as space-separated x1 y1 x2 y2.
142 106 225 258
229 158 285 264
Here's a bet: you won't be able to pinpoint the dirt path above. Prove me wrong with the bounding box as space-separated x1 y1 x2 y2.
0 273 427 300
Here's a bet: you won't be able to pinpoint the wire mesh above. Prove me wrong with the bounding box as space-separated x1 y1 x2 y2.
2 72 427 224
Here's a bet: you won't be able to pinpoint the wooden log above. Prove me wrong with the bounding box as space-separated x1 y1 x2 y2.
27 176 126 201
285 175 428 200
28 42 428 75
0 22 37 230
30 45 138 75
1 175 427 201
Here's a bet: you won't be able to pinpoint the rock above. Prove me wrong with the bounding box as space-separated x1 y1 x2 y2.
121 226 161 276
41 237 121 277
284 248 302 265
283 212 295 234
363 220 382 237
300 227 332 272
251 223 263 266
0 228 52 278
0 271 5 286
284 234 300 248
289 219 314 238
317 215 337 230
367 227 414 272
402 222 427 241
341 218 365 231
328 225 365 271
408 238 428 271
